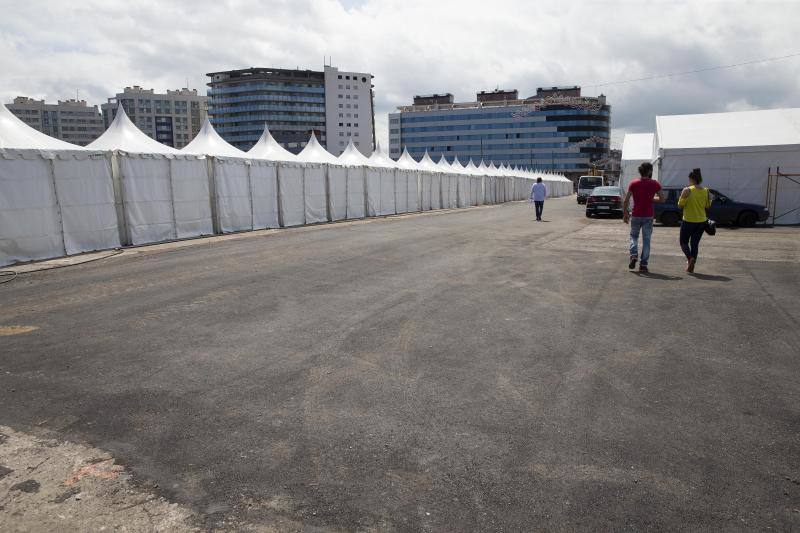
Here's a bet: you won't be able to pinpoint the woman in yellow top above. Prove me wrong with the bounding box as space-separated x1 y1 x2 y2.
677 168 711 273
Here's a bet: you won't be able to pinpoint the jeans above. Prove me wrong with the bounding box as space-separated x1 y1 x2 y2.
629 217 654 266
534 201 544 220
680 220 705 259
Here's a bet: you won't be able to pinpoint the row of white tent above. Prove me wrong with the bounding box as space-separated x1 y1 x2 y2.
621 108 800 225
0 104 573 266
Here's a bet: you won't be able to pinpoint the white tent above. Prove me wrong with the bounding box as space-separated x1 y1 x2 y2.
656 108 800 224
621 133 655 192
1 104 119 266
396 147 421 212
337 140 369 219
247 126 304 227
419 151 442 210
367 143 398 216
296 133 336 224
88 106 213 244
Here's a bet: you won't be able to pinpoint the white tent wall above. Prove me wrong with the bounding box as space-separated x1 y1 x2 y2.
303 164 328 224
169 157 214 238
277 164 305 227
248 161 280 229
457 175 468 207
365 167 381 217
53 153 120 254
344 166 366 219
0 154 64 265
327 164 348 221
659 148 800 224
420 172 432 210
379 168 396 215
430 173 442 209
394 170 409 214
214 158 254 233
446 174 458 208
119 154 178 245
403 170 420 212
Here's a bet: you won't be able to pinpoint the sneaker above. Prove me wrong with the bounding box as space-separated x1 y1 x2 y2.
687 257 696 273
638 265 649 273
628 256 637 270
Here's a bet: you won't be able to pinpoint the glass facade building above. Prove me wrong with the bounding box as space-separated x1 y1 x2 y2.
389 88 610 177
207 68 328 153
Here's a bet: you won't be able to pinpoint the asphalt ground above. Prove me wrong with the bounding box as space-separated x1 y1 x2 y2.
1 197 799 532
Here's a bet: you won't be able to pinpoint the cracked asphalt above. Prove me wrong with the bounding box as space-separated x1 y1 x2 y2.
1 197 799 531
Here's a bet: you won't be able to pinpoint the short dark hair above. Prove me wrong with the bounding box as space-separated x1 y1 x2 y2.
536 177 542 183
689 168 703 184
638 162 653 177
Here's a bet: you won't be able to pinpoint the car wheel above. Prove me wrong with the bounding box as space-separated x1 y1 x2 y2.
660 212 680 226
585 212 592 218
738 211 757 227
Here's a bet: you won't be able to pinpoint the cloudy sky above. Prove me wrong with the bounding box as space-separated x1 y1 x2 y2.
2 0 799 148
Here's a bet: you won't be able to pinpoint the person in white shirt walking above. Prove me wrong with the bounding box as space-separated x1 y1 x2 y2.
530 178 547 221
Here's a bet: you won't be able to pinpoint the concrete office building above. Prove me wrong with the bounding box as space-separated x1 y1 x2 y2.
206 65 375 155
7 97 105 146
389 86 610 178
101 86 208 149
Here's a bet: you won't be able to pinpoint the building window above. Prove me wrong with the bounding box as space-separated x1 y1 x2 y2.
346 123 351 127
355 141 360 146
345 75 350 80
339 132 344 136
345 95 350 99
354 113 358 118
338 104 343 108
338 122 343 126
338 84 343 89
354 132 359 137
354 123 358 127
354 104 358 109
362 77 367 82
338 75 342 79
354 95 358 100
346 104 351 108
338 94 343 99
339 113 343 117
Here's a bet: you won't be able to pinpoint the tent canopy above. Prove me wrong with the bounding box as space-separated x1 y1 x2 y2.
622 133 655 162
246 125 297 162
368 142 397 168
0 103 84 151
296 132 339 164
395 147 420 170
182 118 247 157
88 105 179 154
338 139 370 165
656 108 800 154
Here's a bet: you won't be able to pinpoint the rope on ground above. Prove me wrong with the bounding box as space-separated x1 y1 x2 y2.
0 249 125 285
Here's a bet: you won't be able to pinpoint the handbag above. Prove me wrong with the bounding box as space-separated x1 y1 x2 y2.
704 219 716 236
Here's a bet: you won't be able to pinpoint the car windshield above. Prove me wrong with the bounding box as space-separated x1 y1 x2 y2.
592 187 620 196
579 177 603 189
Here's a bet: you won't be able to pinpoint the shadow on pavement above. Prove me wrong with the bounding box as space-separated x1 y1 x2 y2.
632 271 682 281
689 272 733 282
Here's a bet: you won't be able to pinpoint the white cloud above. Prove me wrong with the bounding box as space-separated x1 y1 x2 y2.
2 0 799 148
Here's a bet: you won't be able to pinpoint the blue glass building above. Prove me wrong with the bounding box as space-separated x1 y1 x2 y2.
389 87 610 178
207 68 328 152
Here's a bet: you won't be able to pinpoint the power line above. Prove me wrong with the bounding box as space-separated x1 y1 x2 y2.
584 51 800 90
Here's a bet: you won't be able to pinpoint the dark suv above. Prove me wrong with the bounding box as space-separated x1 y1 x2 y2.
654 188 769 227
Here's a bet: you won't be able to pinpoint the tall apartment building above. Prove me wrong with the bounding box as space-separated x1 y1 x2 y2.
206 65 374 156
101 86 208 149
6 97 105 146
388 86 610 178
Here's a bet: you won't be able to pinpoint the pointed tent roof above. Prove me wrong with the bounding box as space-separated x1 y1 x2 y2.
247 125 297 162
296 132 339 164
182 117 246 157
367 142 397 168
436 154 452 171
337 139 370 165
464 159 480 175
450 155 464 172
395 147 420 170
418 151 440 172
0 103 84 150
88 105 179 154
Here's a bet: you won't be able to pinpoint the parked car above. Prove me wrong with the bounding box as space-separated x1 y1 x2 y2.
576 175 604 204
586 186 624 218
654 188 769 227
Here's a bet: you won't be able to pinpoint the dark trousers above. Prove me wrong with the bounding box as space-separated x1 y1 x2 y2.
534 201 544 220
680 220 705 259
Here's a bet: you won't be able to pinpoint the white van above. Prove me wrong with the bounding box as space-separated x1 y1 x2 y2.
576 175 604 204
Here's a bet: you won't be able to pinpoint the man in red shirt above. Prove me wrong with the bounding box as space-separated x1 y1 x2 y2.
622 162 664 273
